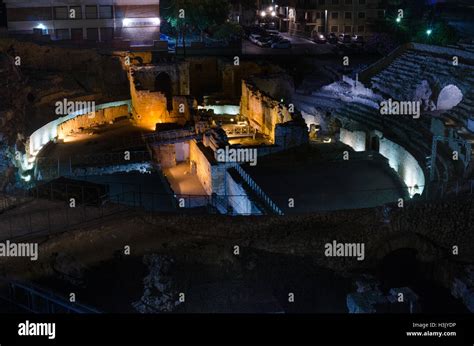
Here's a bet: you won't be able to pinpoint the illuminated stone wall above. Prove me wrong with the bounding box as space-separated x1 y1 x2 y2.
378 136 426 196
339 127 425 196
57 105 129 140
188 140 231 196
189 140 213 195
240 80 294 143
28 100 131 157
339 128 367 152
129 65 193 130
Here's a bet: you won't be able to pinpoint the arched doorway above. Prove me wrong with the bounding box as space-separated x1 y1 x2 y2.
155 72 173 111
379 248 419 291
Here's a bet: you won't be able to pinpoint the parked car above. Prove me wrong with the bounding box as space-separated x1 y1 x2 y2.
313 33 327 44
327 33 338 44
351 34 364 44
266 29 280 36
249 34 262 44
338 34 352 44
268 33 283 42
271 39 292 49
256 36 273 47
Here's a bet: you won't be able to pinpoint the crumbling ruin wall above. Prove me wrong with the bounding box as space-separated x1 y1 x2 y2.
240 80 294 143
129 66 194 130
154 144 176 169
274 122 309 149
220 61 285 100
249 74 295 104
56 105 130 140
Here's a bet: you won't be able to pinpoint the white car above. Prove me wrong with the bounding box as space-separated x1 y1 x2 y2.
249 34 261 44
271 39 291 49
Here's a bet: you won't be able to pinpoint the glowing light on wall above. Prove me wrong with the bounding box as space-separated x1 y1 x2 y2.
339 128 366 152
122 17 161 27
378 136 425 197
340 128 425 197
198 105 240 115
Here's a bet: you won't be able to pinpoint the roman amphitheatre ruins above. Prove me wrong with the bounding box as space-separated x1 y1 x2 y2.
0 39 473 313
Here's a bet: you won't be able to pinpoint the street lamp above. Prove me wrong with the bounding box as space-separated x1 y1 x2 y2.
426 29 432 36
396 17 401 23
271 11 276 17
260 11 266 17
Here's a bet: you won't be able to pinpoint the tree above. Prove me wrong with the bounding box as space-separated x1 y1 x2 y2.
161 0 231 43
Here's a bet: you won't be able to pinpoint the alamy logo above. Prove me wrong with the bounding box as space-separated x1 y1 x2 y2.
324 240 365 261
55 98 96 117
215 146 258 166
379 98 421 119
18 320 56 339
0 241 38 261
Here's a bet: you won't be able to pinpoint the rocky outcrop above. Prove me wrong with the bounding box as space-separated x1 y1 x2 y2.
347 275 420 313
52 252 86 286
133 254 181 313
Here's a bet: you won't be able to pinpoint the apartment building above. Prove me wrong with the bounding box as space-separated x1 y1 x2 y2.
277 0 385 37
4 0 160 43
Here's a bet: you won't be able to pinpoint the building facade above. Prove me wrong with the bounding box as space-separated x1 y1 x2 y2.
276 0 385 37
4 0 160 44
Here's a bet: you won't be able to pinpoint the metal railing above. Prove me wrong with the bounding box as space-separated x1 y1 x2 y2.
0 278 100 313
232 165 284 215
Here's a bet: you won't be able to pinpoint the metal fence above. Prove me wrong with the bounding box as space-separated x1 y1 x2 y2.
0 278 100 313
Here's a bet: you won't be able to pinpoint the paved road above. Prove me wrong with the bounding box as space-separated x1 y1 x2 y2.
242 33 335 56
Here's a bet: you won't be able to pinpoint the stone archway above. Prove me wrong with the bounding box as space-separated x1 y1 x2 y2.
373 232 443 264
379 248 419 290
155 72 173 111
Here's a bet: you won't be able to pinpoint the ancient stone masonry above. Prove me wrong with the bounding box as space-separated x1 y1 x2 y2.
240 80 304 143
56 105 130 140
129 62 194 129
220 60 285 100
